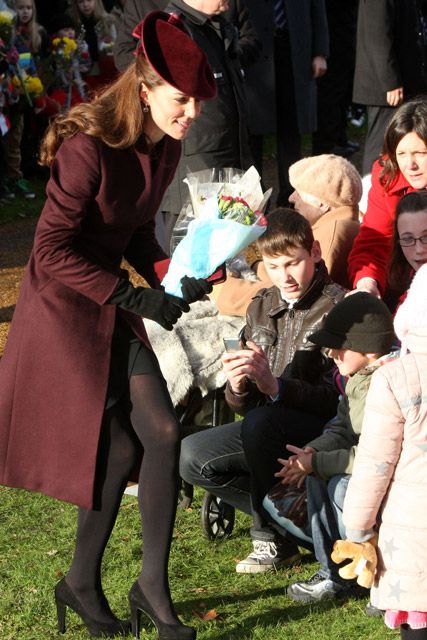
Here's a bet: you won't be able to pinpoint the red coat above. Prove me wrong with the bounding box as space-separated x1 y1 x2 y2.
0 132 180 509
348 159 414 293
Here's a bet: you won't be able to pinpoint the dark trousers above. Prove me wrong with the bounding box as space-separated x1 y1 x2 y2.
363 106 395 175
241 404 327 512
180 404 327 541
312 54 353 153
275 32 301 204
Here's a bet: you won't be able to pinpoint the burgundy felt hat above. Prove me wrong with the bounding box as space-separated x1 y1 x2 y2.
132 11 216 100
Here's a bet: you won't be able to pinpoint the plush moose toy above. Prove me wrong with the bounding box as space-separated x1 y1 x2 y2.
331 535 378 589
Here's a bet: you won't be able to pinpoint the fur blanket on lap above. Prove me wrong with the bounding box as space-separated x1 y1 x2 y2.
145 300 244 406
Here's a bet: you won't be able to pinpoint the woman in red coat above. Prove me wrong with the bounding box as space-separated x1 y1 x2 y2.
0 11 215 640
348 97 427 304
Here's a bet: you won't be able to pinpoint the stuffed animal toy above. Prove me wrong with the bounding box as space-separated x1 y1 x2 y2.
331 536 378 589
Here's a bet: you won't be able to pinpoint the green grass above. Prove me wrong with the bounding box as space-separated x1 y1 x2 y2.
0 176 46 225
0 486 396 640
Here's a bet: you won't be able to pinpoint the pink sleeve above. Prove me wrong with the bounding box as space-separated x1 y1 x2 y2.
343 368 404 533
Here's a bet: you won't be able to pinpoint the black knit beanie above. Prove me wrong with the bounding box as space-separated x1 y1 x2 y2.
309 292 395 354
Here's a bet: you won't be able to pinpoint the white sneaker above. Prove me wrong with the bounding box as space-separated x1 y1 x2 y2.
287 571 349 602
236 539 301 574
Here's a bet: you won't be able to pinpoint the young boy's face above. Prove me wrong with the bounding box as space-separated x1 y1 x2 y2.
57 27 76 38
262 241 321 300
328 348 370 376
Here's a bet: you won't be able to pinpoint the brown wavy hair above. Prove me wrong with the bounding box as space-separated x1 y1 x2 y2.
388 190 427 290
257 208 314 256
39 55 164 166
380 96 427 189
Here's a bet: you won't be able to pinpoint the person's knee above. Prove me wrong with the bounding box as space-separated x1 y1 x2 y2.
179 432 204 484
241 407 271 455
158 418 181 451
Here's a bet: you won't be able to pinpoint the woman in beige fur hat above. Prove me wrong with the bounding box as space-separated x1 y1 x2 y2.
211 154 362 315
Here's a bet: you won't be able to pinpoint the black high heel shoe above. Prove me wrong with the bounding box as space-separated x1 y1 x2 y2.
128 581 196 640
54 577 131 637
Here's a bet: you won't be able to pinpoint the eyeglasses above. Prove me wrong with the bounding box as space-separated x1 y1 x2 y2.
398 234 427 247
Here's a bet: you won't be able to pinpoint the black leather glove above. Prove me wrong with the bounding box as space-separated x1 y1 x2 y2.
180 275 213 304
108 280 190 331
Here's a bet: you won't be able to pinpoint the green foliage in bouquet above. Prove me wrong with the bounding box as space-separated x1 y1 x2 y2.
218 195 256 225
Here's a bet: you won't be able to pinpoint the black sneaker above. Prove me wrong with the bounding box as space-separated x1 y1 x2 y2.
287 571 349 603
236 538 301 574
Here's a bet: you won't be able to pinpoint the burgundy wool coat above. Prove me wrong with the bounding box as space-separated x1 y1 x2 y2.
0 131 181 509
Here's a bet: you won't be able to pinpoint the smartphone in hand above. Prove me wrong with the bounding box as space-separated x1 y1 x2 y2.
223 337 242 352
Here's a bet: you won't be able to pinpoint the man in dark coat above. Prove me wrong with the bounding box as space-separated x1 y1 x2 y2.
312 0 359 158
227 0 328 192
353 0 427 176
114 0 259 253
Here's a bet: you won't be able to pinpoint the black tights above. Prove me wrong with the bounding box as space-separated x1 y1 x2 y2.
66 374 181 625
401 626 427 639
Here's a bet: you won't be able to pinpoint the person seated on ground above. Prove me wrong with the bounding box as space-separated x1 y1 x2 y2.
210 154 362 315
180 208 347 573
263 293 395 602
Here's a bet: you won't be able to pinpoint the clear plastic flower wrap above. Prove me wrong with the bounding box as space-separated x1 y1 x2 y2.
162 166 272 297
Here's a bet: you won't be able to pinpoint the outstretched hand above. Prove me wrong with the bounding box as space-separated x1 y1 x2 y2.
180 275 213 304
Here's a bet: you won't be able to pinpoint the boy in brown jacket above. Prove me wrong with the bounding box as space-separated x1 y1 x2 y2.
180 209 347 572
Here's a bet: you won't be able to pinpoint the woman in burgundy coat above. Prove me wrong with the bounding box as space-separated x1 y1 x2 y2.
0 11 215 640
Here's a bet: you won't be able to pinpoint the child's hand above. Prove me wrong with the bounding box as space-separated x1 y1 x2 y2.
275 445 315 487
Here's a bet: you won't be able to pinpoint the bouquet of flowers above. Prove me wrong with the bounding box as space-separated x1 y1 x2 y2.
11 52 44 106
162 166 271 297
50 34 88 106
0 11 13 49
12 70 43 96
51 36 78 61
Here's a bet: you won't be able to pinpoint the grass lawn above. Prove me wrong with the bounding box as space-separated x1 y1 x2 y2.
0 175 47 226
0 485 396 640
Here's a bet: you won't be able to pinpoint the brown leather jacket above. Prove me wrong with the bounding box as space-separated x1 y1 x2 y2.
225 261 346 418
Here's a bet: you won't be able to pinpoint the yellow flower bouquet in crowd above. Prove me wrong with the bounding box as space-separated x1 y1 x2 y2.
12 71 44 97
162 166 271 297
51 36 78 60
0 10 14 47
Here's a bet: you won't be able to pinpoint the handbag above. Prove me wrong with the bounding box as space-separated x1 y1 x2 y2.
267 481 308 529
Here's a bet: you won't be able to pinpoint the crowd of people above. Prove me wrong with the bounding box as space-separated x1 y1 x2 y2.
0 0 121 202
1 2 427 640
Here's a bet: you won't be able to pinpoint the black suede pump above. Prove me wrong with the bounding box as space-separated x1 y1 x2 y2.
54 578 131 637
128 581 196 640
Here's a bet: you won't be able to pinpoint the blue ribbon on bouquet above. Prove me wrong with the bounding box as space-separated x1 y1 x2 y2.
162 197 266 297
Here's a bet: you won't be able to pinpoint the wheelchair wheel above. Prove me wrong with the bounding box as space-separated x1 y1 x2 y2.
201 492 235 540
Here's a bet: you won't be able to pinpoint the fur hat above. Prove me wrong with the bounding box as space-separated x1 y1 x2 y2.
309 292 395 354
394 264 427 353
289 154 363 209
132 11 216 100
